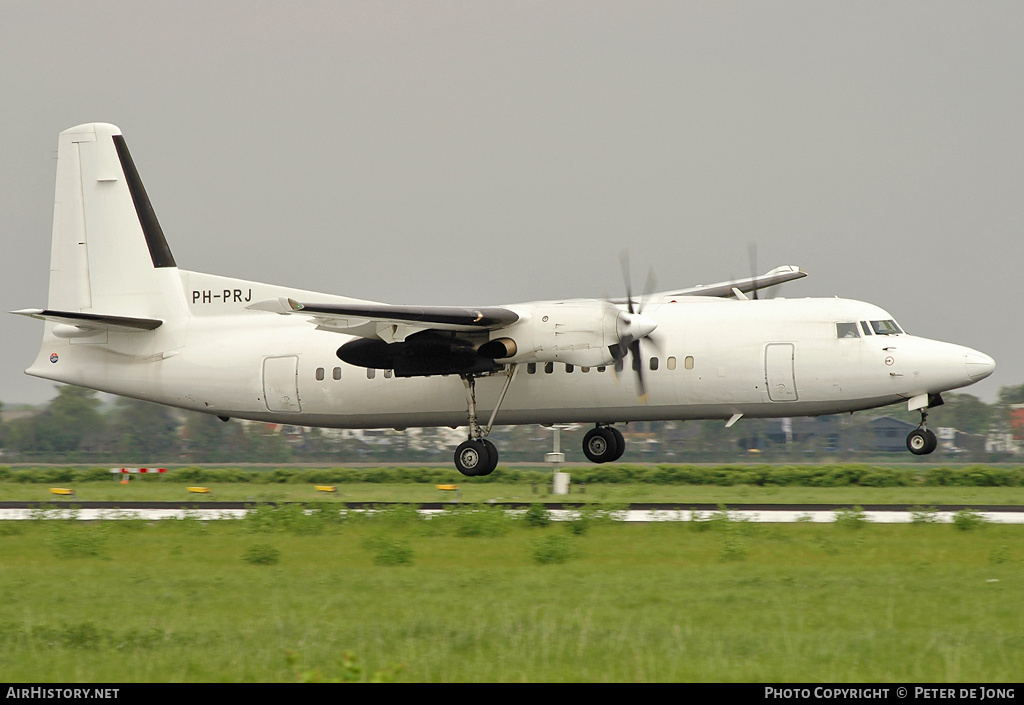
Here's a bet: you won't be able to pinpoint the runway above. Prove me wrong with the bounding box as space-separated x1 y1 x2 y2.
1 502 1023 523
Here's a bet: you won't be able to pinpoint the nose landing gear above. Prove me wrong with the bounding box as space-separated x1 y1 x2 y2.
906 409 938 455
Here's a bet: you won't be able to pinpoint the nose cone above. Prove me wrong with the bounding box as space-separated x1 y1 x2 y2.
617 311 658 341
966 351 996 382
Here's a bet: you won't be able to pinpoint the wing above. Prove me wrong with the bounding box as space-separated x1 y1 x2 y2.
657 265 806 300
246 298 518 343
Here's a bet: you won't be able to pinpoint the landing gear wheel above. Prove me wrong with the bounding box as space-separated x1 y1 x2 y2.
478 439 499 476
455 439 494 476
583 427 620 464
907 429 937 456
608 427 625 462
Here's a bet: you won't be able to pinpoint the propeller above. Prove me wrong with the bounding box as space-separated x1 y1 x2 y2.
746 242 787 300
748 242 760 300
613 251 660 403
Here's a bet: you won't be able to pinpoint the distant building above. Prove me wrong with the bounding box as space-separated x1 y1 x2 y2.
864 416 920 453
937 426 987 453
765 416 840 451
986 432 1018 454
1009 405 1024 440
0 409 41 424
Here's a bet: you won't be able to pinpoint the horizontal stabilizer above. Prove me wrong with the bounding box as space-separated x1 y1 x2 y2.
12 308 162 332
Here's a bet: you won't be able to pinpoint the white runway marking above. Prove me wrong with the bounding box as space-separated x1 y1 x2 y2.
1 507 1022 523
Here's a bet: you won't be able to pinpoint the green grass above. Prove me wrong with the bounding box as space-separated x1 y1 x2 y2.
3 462 1024 505
0 508 1022 682
2 479 1023 505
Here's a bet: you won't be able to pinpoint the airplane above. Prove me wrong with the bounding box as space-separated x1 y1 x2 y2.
14 123 996 475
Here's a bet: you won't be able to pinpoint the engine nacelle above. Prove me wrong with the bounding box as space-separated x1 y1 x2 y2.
481 301 652 368
477 337 517 360
337 331 499 377
337 301 658 377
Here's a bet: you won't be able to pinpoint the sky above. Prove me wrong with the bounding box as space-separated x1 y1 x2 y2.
2 1 1021 407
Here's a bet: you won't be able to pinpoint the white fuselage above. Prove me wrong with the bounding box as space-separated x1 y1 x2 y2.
16 122 998 474
25 269 992 432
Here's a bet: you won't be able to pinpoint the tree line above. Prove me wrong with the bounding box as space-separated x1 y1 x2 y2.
1 384 1022 464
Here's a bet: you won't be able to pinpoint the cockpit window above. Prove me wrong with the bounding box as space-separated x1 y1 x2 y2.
870 319 903 335
836 323 860 339
860 321 872 336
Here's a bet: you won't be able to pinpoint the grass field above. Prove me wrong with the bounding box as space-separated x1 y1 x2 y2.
4 463 1024 506
1 504 1022 682
3 479 1024 506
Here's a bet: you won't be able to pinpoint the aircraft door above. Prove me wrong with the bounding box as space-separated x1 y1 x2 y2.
765 343 798 401
263 355 302 412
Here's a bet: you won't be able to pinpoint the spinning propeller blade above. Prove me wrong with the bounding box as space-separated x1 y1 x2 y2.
616 251 659 403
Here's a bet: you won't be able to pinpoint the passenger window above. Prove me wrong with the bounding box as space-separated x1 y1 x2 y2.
315 367 325 381
384 369 393 378
836 323 860 339
581 366 589 373
367 368 375 379
544 362 554 374
684 356 694 370
565 364 574 373
527 363 537 374
333 367 342 380
597 366 606 373
667 356 676 371
649 357 658 371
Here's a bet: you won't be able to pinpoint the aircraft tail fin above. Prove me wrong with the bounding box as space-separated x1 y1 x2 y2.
46 123 185 319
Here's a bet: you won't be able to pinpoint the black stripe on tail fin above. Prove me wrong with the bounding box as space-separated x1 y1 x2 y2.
112 134 176 268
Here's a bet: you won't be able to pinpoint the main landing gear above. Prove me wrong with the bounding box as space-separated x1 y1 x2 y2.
582 425 626 463
454 438 498 476
452 369 631 475
906 409 938 456
454 367 519 477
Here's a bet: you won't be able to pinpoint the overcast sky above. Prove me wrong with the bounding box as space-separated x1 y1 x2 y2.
2 1 1021 406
